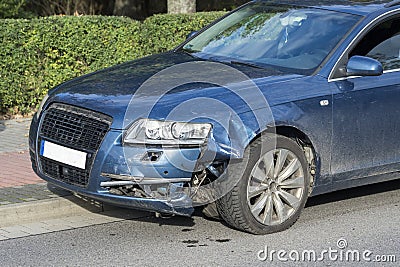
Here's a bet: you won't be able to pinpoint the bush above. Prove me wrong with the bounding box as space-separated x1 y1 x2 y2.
0 0 33 18
0 16 142 114
141 11 225 55
0 12 225 115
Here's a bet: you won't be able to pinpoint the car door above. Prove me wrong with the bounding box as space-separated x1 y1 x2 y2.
330 15 400 182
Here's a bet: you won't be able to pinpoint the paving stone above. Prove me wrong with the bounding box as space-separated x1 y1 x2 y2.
41 219 74 231
18 223 52 235
0 229 10 236
21 198 38 202
4 199 24 203
61 215 97 228
0 153 43 189
0 226 30 239
0 119 31 153
30 195 48 200
0 183 71 206
12 186 24 189
0 118 134 239
39 224 71 232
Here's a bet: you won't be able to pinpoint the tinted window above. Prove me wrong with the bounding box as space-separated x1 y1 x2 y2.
351 18 400 71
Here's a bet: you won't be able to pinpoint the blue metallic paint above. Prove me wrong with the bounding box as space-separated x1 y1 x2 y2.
346 56 383 76
30 1 400 215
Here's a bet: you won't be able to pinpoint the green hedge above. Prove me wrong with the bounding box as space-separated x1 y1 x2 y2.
141 12 225 55
0 11 225 115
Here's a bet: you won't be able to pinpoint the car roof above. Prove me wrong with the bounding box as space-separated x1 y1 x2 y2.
257 0 397 16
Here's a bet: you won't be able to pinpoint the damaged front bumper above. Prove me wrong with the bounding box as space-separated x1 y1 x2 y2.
98 173 195 216
36 172 196 216
29 114 219 217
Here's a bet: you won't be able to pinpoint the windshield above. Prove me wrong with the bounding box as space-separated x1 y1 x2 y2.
181 3 361 74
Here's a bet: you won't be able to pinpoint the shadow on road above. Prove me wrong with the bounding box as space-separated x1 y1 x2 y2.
0 121 5 132
45 177 400 229
306 179 400 207
46 183 196 228
126 213 196 228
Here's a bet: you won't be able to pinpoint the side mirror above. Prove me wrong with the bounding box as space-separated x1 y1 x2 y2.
346 56 383 77
186 31 198 40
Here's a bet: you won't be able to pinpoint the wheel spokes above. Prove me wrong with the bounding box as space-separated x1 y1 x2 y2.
248 185 268 198
277 189 301 209
262 195 273 225
247 148 305 226
251 193 268 216
273 149 289 178
279 176 305 189
262 151 274 179
277 158 301 183
272 193 285 223
252 166 266 183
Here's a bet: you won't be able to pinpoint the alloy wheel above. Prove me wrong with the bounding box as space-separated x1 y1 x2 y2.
247 148 305 226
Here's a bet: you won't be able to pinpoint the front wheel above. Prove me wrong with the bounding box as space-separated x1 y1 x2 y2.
217 134 311 234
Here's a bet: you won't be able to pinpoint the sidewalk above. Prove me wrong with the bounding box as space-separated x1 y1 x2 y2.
0 119 85 234
0 119 61 204
0 118 148 241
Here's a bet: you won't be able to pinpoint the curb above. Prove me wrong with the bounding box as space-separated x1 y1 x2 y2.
0 194 105 228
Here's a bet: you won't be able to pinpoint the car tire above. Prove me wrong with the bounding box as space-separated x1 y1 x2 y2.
217 134 311 234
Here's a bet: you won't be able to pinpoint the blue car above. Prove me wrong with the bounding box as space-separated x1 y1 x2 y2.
30 0 400 234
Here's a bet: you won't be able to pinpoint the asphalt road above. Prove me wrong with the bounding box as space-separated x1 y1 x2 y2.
0 180 399 267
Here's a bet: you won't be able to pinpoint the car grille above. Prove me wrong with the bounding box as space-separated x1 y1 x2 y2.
40 157 90 187
38 103 112 187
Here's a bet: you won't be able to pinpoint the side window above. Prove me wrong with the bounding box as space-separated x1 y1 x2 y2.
367 34 400 70
350 18 400 71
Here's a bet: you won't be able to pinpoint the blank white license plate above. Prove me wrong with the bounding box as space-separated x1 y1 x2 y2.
40 140 87 169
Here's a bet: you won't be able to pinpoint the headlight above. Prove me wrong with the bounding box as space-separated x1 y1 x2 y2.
36 93 49 120
123 119 212 146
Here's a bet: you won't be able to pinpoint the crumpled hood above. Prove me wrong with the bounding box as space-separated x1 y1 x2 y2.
48 52 303 129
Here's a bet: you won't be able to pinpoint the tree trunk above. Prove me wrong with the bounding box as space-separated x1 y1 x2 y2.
168 0 196 14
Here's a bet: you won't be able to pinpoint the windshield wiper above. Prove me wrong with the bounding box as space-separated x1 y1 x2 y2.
229 60 265 70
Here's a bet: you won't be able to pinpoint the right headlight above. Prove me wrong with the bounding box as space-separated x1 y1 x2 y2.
123 119 212 147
